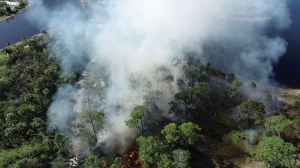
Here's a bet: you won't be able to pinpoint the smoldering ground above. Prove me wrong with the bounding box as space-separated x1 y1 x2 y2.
26 0 291 155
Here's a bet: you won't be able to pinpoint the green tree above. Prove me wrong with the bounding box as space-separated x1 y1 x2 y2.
264 93 272 102
228 80 243 98
0 7 6 14
82 109 105 142
53 133 68 155
264 115 292 137
40 28 47 35
141 76 152 99
204 63 211 74
162 122 202 147
185 66 199 86
227 73 236 83
21 35 30 43
30 117 45 134
125 105 148 135
142 90 161 109
136 136 164 166
157 154 172 168
222 80 243 107
158 65 172 98
179 122 202 145
172 149 190 168
250 136 296 168
84 155 104 168
129 73 144 96
5 6 11 13
248 82 256 89
215 69 226 81
161 123 180 147
151 65 161 90
174 89 189 108
51 156 67 168
80 127 97 151
239 100 265 120
191 82 211 110
0 53 11 65
292 116 300 132
7 157 36 168
112 157 123 167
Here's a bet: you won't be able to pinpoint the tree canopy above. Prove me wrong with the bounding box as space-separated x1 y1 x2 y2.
239 100 265 119
125 105 148 135
162 122 202 147
264 115 292 137
251 136 296 168
82 109 105 142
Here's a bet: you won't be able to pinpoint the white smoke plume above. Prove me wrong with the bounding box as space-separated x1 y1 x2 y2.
25 0 291 153
244 129 258 142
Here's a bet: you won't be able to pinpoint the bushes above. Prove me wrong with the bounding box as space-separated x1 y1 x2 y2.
0 141 51 168
293 95 300 108
84 155 104 168
250 136 296 168
0 35 75 167
0 7 6 14
0 36 70 148
8 158 37 168
53 133 68 155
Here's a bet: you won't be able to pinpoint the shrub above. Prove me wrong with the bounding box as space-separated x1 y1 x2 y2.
84 155 104 168
0 141 50 168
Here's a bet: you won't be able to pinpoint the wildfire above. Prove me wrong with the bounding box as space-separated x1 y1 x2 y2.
130 151 137 158
121 151 143 168
102 158 108 167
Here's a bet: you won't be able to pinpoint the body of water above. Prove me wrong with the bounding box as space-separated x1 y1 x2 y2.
0 0 79 49
0 5 40 49
273 1 300 88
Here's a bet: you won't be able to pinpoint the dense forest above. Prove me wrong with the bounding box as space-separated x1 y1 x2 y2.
0 29 300 168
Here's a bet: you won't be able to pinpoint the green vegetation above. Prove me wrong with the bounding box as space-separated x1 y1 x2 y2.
84 155 104 168
0 0 28 20
0 140 51 168
264 115 292 137
125 105 148 135
53 133 68 155
0 35 67 148
250 136 296 168
82 109 105 142
1 33 300 168
0 32 79 167
172 149 190 168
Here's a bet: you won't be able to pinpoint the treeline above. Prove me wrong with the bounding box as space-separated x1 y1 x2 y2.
1 31 300 168
75 51 300 167
0 32 80 167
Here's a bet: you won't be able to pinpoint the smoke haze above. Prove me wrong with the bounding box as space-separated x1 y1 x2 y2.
25 0 291 153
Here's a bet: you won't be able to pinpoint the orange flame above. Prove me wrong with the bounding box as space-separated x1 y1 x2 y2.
135 158 143 166
130 151 138 158
102 158 108 167
218 85 220 88
121 151 143 168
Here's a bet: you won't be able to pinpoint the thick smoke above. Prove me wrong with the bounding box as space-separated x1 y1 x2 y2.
26 0 291 153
